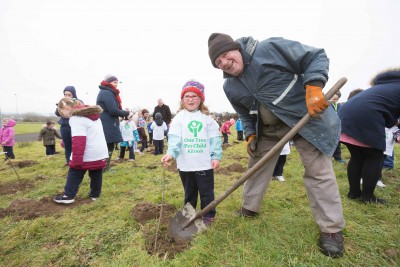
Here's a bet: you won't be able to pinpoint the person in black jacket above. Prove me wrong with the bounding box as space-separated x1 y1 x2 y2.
338 68 400 204
96 75 131 170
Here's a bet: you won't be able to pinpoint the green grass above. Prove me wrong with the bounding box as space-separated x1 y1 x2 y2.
14 122 46 134
0 136 399 266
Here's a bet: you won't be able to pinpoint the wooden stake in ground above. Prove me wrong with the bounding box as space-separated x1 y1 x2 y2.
153 166 166 254
0 151 23 184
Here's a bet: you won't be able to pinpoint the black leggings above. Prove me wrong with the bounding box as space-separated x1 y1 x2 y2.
344 143 384 199
179 169 216 218
273 155 287 176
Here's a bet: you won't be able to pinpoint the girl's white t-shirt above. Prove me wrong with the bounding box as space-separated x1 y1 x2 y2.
280 142 291 155
120 120 137 141
169 109 220 171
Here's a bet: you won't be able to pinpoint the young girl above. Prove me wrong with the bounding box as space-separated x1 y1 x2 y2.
138 109 150 153
0 118 16 159
38 121 62 156
221 118 235 144
117 114 140 161
150 112 167 155
161 80 222 225
53 97 108 204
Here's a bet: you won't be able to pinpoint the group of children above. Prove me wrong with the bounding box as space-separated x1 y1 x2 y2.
50 79 221 226
116 110 168 161
48 79 220 227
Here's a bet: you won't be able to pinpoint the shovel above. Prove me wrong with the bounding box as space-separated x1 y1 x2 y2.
168 77 348 243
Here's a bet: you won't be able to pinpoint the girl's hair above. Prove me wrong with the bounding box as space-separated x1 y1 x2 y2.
178 100 210 115
57 97 82 111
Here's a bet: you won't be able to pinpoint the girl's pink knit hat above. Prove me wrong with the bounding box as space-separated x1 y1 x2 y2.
181 80 205 101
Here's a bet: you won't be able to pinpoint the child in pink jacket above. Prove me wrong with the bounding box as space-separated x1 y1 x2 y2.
0 118 16 159
221 118 235 144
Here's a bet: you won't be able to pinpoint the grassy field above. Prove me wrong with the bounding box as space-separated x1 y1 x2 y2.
0 134 399 266
14 122 48 135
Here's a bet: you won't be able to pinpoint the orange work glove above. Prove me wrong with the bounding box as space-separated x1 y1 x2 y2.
305 85 329 116
246 134 257 157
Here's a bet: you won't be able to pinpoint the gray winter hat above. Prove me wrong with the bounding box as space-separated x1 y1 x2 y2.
104 75 118 83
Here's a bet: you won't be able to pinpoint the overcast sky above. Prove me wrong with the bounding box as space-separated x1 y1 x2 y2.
0 0 399 116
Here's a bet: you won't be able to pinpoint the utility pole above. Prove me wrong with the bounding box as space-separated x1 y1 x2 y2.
15 93 19 118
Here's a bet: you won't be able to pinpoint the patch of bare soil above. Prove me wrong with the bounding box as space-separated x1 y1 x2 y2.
0 160 38 171
0 175 50 195
0 180 35 195
132 202 190 259
217 163 246 175
14 160 38 168
0 197 92 221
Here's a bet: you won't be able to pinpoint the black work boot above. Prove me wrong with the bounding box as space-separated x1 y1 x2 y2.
236 207 259 218
319 231 344 258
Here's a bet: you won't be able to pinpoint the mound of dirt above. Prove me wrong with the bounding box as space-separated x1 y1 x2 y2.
217 163 246 175
0 197 92 221
14 160 38 168
0 160 38 170
132 202 191 258
0 180 35 195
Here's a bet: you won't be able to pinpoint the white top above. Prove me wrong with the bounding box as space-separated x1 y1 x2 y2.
280 142 291 155
169 109 220 171
120 120 137 141
151 121 168 140
69 116 108 162
384 126 399 156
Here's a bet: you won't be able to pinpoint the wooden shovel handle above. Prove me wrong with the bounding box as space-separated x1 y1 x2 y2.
182 77 347 229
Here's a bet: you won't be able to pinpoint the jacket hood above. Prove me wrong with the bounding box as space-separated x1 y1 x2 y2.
370 68 400 86
154 112 163 126
64 86 78 99
72 105 103 121
223 36 258 78
4 119 16 127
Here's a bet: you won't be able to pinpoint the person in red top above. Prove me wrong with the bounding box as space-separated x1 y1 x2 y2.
53 97 108 204
220 118 235 144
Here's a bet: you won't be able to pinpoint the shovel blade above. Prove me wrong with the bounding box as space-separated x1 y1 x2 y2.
168 203 207 243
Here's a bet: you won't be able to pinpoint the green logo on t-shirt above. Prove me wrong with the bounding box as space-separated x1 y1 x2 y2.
185 120 206 154
188 120 203 137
